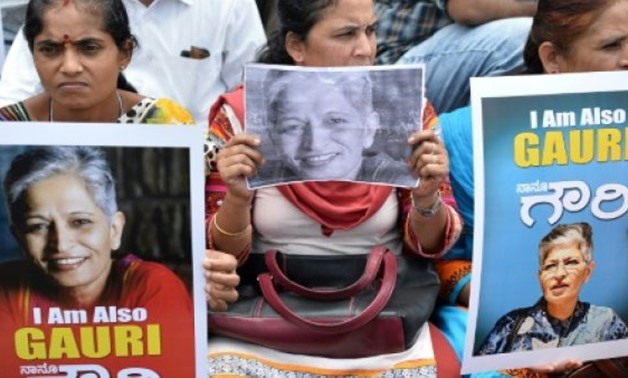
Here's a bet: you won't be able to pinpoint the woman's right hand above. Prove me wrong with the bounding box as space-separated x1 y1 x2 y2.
530 359 583 374
216 134 265 202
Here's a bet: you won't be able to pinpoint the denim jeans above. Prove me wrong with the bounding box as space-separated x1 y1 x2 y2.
397 17 533 114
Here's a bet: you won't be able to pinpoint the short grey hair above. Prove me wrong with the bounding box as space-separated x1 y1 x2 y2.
538 222 593 267
265 70 375 128
3 146 118 226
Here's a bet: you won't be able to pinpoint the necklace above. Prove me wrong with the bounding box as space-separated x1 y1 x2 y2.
48 90 124 122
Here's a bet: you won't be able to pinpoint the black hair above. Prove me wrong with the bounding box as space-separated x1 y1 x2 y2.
256 0 336 64
23 0 138 92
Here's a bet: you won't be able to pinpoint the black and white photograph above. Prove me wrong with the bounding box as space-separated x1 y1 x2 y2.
244 64 425 189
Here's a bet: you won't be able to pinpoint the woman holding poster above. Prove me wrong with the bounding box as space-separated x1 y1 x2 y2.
203 0 466 376
435 0 628 368
439 0 628 374
0 146 195 377
0 1 196 376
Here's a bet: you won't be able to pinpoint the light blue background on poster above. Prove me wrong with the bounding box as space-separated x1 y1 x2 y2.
474 90 628 352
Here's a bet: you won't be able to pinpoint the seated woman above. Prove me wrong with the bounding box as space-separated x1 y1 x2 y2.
478 222 628 354
0 146 195 376
204 0 464 376
209 0 628 376
0 0 193 124
435 0 628 374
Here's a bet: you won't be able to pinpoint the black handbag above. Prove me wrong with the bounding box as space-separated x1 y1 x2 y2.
208 245 440 358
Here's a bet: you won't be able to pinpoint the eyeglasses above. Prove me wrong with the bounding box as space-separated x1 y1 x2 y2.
541 259 585 274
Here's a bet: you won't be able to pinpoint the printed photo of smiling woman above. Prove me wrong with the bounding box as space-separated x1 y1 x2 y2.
0 145 195 377
244 64 423 189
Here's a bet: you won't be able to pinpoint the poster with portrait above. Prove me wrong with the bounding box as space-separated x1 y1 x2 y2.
244 63 425 189
0 123 206 377
463 71 628 373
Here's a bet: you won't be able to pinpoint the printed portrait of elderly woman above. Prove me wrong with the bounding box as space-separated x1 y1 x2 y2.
0 146 195 376
246 67 420 188
477 222 628 355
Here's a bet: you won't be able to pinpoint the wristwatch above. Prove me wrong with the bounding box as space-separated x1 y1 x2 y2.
411 192 442 218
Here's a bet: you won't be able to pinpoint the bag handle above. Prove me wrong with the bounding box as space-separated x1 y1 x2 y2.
592 358 628 377
264 245 388 300
258 250 397 334
564 358 628 378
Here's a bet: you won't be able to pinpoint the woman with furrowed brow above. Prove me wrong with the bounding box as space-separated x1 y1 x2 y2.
0 0 193 125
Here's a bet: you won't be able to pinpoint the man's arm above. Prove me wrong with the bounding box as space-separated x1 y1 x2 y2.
220 0 266 91
446 0 538 26
0 28 42 106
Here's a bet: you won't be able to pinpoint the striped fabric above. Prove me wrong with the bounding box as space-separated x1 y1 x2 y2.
0 102 30 121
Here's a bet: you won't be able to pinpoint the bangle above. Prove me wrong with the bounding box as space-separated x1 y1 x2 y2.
412 191 442 218
212 213 250 237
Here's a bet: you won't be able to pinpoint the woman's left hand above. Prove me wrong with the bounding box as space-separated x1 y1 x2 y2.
204 249 240 312
407 130 449 199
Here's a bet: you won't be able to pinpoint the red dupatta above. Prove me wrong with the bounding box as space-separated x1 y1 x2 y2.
210 87 393 236
278 182 391 236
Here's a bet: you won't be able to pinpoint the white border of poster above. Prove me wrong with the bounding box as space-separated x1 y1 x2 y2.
464 71 628 373
0 122 206 377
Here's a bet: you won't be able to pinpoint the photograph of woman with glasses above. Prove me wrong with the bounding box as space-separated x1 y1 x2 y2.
477 222 628 355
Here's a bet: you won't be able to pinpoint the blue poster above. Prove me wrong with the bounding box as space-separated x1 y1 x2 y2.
464 71 628 373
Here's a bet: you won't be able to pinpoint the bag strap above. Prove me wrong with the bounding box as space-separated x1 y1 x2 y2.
258 250 397 334
504 308 528 352
264 245 388 300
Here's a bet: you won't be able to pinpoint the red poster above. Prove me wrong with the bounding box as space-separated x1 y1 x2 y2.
0 124 206 377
